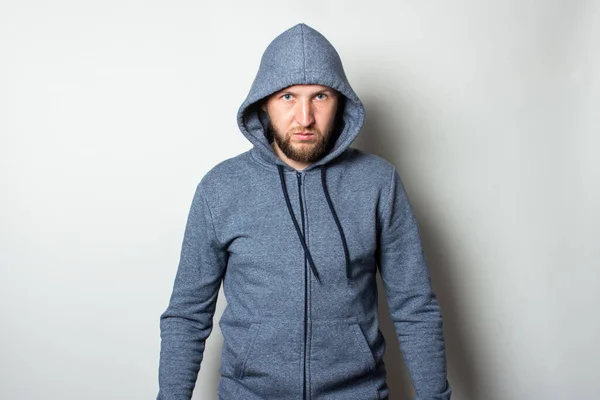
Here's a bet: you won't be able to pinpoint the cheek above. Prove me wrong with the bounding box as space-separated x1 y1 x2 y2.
268 107 294 127
318 108 338 131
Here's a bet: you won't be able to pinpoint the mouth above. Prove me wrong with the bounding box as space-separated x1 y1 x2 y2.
294 132 315 141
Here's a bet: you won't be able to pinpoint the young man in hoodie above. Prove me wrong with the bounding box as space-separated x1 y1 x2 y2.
157 23 452 400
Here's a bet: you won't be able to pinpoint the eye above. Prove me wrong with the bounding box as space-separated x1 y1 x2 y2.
281 93 293 101
315 93 328 100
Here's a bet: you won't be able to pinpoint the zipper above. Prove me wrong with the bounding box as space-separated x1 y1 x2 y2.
297 171 308 400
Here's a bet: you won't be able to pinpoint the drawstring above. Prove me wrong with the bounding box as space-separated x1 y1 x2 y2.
321 167 352 280
277 165 352 283
277 165 322 284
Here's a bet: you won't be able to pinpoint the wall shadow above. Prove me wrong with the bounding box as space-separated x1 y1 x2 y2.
353 96 482 400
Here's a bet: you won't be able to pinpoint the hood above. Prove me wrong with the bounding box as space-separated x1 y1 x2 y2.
237 23 366 171
236 23 365 283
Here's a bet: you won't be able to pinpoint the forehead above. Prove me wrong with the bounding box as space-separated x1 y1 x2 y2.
274 84 334 95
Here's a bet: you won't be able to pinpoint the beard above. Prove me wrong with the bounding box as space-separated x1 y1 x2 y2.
268 122 333 164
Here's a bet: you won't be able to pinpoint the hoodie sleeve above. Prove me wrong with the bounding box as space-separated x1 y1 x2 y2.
157 182 228 400
376 168 451 400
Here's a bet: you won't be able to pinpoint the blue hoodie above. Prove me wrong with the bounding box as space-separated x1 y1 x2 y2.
157 23 451 400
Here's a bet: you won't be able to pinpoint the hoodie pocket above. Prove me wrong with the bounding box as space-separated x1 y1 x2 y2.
310 317 379 398
225 318 302 399
235 322 262 378
349 322 377 372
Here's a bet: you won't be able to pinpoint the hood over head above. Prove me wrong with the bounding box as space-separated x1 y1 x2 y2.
237 23 365 171
237 23 365 283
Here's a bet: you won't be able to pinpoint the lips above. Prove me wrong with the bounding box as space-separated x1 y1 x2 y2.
294 132 315 141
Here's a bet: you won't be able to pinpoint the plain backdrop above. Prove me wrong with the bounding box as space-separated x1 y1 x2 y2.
1 1 598 399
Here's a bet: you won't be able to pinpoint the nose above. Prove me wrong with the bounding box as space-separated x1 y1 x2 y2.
296 97 315 127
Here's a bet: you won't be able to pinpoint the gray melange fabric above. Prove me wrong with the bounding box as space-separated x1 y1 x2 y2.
157 23 451 400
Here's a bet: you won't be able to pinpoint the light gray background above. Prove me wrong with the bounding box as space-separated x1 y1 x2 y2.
1 1 598 399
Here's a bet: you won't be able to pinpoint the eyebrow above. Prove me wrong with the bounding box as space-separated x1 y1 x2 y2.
277 88 335 96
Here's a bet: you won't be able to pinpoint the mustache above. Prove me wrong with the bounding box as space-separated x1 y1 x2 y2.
288 128 320 135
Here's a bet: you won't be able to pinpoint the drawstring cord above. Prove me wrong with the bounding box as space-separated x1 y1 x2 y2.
277 165 351 283
320 167 352 280
277 165 322 284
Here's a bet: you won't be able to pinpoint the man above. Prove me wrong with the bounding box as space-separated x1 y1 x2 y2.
157 23 451 400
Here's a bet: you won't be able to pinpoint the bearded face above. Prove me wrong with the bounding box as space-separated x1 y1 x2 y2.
262 84 340 169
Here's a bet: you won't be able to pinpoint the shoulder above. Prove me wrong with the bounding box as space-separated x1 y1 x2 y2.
337 147 397 185
195 150 254 194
